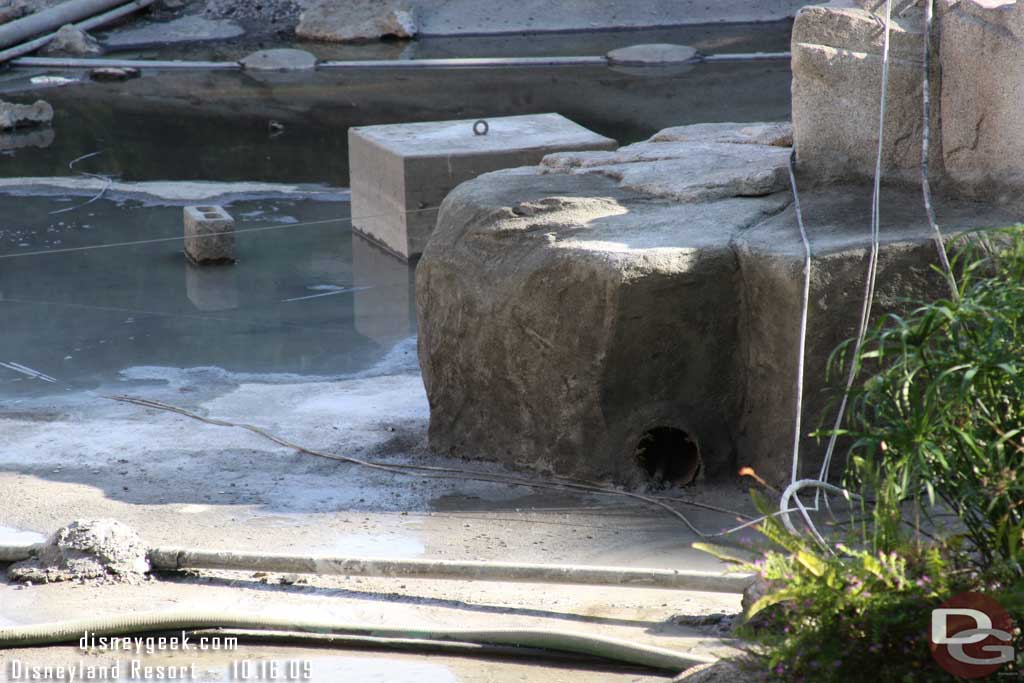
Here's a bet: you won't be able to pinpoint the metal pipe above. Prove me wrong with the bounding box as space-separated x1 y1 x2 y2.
0 0 132 49
10 55 236 69
701 51 791 62
7 51 793 72
319 56 609 69
150 547 753 593
0 0 156 64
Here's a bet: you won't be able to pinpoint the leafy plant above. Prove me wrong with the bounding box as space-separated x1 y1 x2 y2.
699 494 969 683
838 227 1024 575
696 229 1024 681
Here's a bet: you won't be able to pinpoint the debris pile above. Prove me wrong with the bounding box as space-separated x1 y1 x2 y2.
8 519 151 584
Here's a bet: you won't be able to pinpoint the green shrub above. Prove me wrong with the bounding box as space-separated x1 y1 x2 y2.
698 229 1024 680
840 228 1024 575
701 504 968 683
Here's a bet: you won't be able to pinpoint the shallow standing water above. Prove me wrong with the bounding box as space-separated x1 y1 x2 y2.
0 194 416 398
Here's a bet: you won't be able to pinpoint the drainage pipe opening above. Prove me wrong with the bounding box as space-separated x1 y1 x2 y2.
635 427 701 488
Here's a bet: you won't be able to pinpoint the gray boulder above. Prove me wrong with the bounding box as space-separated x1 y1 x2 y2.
417 122 1021 485
297 0 416 43
40 23 102 56
0 99 53 131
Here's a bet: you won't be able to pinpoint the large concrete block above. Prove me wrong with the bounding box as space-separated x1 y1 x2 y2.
348 113 617 260
791 1 937 183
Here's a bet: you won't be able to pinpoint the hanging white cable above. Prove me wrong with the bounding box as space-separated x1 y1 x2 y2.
921 0 957 298
787 150 813 486
816 0 894 492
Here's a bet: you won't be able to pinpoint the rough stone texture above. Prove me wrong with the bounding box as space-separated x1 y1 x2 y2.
0 0 28 24
349 113 616 260
937 0 1024 198
417 122 1023 485
297 0 417 43
540 136 792 204
8 519 150 584
241 48 317 71
606 43 700 66
791 1 937 184
40 23 102 56
0 99 53 131
184 205 235 264
101 15 244 49
650 122 793 147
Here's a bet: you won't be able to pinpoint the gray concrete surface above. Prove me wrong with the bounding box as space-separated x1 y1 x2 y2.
0 331 753 681
349 113 616 259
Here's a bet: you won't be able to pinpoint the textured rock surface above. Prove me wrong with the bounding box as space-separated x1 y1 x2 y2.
8 519 150 584
417 122 1021 485
540 125 792 204
0 99 53 131
40 23 102 56
418 124 795 483
297 0 417 43
938 0 1024 198
791 1 934 184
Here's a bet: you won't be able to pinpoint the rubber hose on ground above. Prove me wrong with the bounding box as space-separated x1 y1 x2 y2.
0 610 714 673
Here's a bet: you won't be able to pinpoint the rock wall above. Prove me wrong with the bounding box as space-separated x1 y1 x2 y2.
794 0 1024 200
791 0 936 184
416 122 1020 485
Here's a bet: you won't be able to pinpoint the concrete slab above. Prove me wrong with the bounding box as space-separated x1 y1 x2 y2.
348 113 617 259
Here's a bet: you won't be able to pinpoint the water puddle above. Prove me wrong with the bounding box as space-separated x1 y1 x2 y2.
321 533 425 559
0 526 46 545
0 195 417 398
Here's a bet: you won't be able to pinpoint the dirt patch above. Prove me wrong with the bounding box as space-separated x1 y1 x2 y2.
8 519 151 585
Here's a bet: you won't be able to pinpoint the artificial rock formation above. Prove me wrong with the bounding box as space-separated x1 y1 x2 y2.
794 0 1024 200
418 0 1024 485
297 0 416 43
40 23 102 56
417 122 1019 485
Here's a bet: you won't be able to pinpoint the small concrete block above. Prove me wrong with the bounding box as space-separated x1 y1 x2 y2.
184 205 235 264
348 113 617 260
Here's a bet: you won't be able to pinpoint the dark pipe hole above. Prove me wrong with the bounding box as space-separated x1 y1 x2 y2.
635 427 701 488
